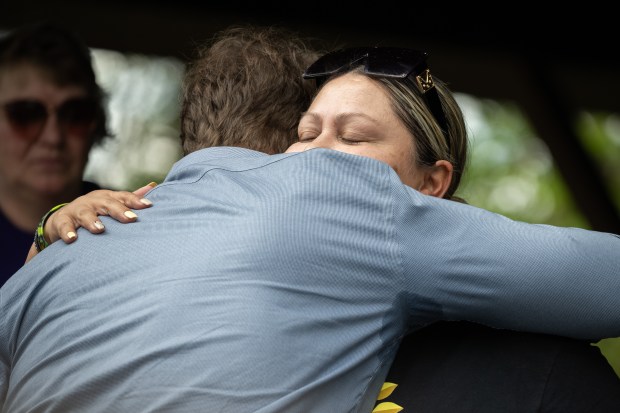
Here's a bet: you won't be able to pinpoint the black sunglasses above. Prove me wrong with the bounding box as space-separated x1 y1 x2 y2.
303 47 449 147
2 97 99 140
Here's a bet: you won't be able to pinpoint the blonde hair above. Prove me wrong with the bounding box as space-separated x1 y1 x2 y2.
379 75 468 201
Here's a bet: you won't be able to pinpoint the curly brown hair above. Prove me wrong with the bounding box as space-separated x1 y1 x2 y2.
180 25 321 155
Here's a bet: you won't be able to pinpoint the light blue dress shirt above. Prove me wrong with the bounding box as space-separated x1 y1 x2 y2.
2 147 619 412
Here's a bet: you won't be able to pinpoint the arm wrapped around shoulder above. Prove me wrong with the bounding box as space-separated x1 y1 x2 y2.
397 191 620 341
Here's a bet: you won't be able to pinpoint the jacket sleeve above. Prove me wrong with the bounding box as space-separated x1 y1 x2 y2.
396 187 620 341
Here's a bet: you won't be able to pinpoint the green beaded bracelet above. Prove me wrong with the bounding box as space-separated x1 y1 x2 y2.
34 203 69 252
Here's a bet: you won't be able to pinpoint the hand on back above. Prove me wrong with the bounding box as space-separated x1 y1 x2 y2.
46 184 156 244
24 183 156 264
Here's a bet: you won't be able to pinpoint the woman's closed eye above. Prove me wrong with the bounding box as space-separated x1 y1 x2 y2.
337 136 363 145
297 135 316 143
296 134 365 145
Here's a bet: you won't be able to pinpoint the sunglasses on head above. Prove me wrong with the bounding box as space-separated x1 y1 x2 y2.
2 97 99 140
303 47 449 147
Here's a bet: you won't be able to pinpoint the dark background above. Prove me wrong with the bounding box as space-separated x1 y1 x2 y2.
3 1 619 232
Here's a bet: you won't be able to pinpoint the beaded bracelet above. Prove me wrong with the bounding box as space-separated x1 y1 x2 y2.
34 203 69 252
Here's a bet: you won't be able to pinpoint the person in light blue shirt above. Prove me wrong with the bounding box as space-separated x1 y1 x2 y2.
3 45 620 412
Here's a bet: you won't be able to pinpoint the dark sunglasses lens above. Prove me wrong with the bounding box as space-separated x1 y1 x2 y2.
58 98 98 136
4 100 47 138
304 48 369 78
366 49 428 78
305 47 429 80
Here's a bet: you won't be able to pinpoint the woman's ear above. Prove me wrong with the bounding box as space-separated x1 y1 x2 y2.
418 160 453 198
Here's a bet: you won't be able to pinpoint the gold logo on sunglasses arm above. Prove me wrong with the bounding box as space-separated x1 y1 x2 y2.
415 69 435 93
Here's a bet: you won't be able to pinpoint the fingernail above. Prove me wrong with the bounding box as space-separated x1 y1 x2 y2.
124 211 138 219
94 221 105 230
147 181 158 187
67 231 76 239
140 198 152 206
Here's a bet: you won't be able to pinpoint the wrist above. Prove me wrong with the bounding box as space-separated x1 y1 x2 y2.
34 203 69 252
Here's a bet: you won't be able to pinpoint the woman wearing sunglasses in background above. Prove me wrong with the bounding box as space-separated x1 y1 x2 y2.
17 45 620 412
0 23 109 285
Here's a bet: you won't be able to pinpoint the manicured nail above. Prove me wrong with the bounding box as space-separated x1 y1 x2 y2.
94 221 104 230
147 181 158 187
124 211 138 219
140 198 152 206
67 231 76 240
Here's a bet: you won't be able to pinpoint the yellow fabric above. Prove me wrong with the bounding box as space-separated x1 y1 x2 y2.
376 382 398 400
372 401 404 413
373 382 403 412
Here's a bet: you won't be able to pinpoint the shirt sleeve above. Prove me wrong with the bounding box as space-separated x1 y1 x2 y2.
395 186 620 341
0 287 9 405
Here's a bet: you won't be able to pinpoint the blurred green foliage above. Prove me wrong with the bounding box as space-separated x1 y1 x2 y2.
455 95 589 228
576 112 620 213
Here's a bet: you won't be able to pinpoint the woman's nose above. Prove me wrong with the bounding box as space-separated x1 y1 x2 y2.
36 113 64 145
